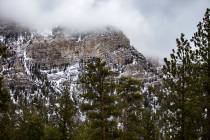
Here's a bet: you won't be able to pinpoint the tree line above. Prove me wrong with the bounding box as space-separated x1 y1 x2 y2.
1 8 210 140
0 52 156 139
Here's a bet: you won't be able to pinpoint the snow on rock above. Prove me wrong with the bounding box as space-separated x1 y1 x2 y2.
0 35 4 42
43 63 80 88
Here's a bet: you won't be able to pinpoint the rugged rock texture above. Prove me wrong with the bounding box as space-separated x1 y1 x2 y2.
0 23 161 94
26 30 147 71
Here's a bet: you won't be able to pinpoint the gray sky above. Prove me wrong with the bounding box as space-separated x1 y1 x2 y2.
0 0 209 58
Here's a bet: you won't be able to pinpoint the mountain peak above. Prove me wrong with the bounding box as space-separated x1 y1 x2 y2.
0 22 159 92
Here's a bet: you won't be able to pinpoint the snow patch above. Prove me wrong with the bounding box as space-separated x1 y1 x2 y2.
0 35 4 42
43 63 80 88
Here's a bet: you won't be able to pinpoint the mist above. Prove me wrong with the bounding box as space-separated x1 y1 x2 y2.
0 0 209 58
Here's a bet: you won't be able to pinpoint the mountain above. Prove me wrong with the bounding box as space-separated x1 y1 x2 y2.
0 22 161 97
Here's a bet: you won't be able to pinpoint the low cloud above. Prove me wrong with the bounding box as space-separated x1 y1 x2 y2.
0 0 209 58
0 0 151 54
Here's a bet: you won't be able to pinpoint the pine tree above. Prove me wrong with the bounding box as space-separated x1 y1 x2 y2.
0 43 10 58
16 109 44 140
0 76 10 113
160 33 202 139
0 76 13 140
142 86 160 140
116 76 143 140
79 58 119 140
0 42 14 140
191 8 210 140
38 76 56 125
72 122 93 140
0 43 10 113
57 85 76 140
41 124 62 140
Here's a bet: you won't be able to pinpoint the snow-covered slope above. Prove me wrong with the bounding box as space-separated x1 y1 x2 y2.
0 23 162 97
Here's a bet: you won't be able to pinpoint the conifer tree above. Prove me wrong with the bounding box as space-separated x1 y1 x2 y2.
116 76 143 140
0 77 13 140
0 43 9 58
57 86 76 140
142 86 160 140
79 58 119 140
191 8 210 140
0 42 14 140
160 34 202 139
16 109 44 140
0 43 10 114
41 124 62 140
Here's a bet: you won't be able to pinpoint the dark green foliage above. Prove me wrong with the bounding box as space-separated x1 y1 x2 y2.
0 77 10 112
154 9 210 140
0 113 14 140
117 76 143 140
12 83 76 140
0 43 9 58
0 43 10 112
140 108 159 140
72 123 93 140
79 58 119 140
141 86 160 140
57 86 76 140
191 8 210 140
160 34 202 139
0 87 13 140
0 41 14 140
16 110 44 140
41 125 62 140
2 8 210 140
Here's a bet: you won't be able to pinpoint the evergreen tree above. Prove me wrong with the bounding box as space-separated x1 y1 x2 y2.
191 8 210 140
72 123 93 140
142 86 160 140
41 125 62 140
57 86 76 140
38 76 56 125
0 43 10 58
79 58 119 140
0 43 10 114
140 107 159 140
0 76 13 140
0 41 14 140
0 76 10 113
116 76 143 140
16 109 44 140
160 33 202 139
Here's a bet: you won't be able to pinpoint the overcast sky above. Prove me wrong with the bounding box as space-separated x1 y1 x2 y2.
0 0 209 58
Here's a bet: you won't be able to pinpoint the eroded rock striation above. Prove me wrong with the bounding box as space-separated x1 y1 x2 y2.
0 23 161 96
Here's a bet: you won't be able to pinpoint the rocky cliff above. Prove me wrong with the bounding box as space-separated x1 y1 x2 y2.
0 23 161 96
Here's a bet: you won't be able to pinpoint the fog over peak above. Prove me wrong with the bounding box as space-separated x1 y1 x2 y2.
0 0 209 58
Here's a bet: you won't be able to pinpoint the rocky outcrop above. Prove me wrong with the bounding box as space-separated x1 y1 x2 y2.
25 30 148 74
0 23 160 93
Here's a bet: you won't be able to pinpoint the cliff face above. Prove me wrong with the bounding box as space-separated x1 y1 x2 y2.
26 31 146 69
0 23 160 94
